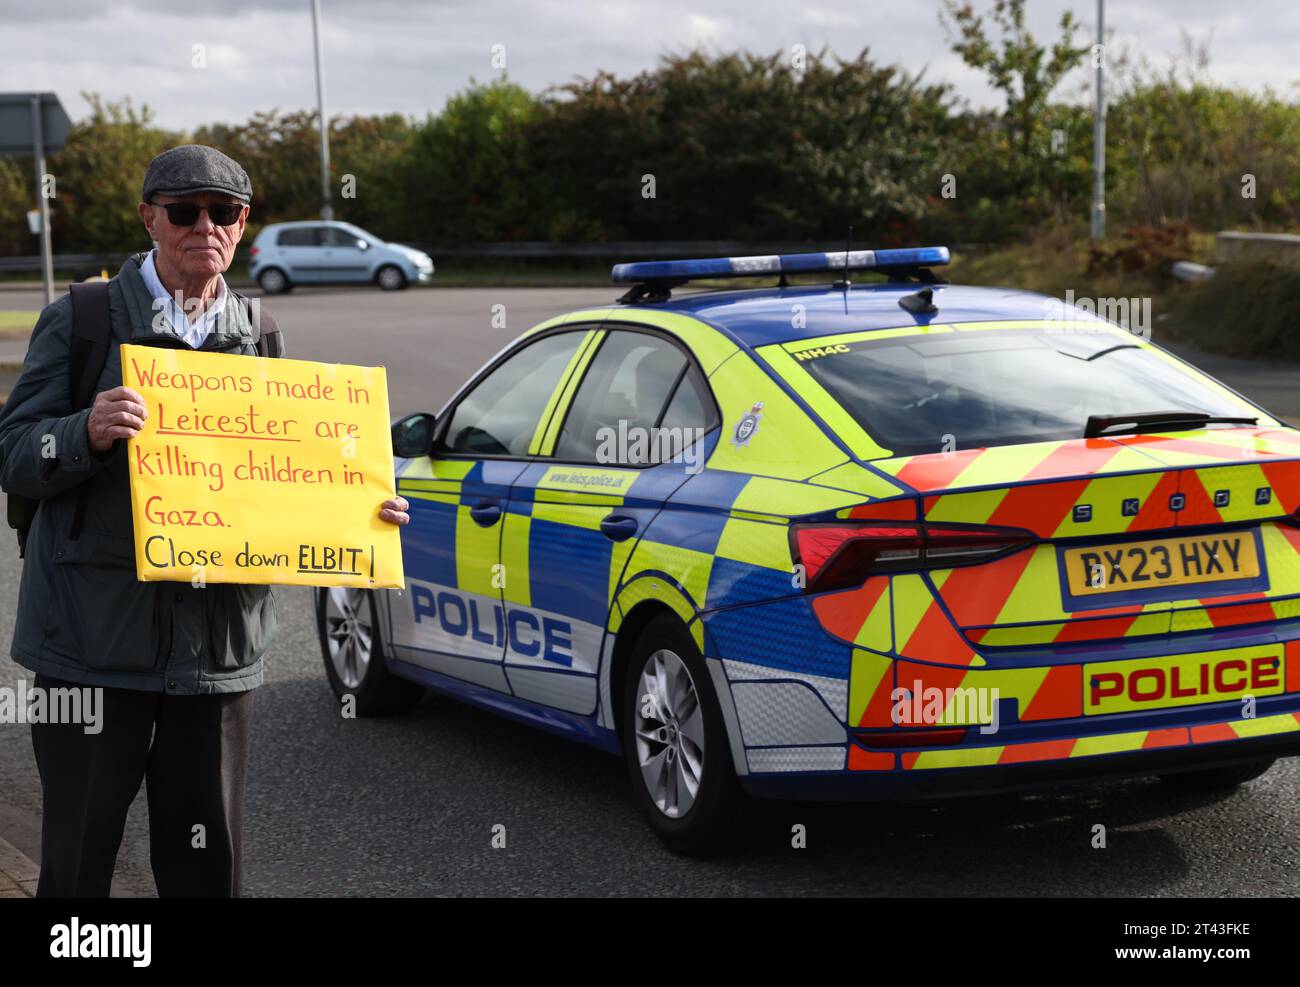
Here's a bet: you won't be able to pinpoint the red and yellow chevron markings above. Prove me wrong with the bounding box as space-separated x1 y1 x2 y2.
847 746 896 770
840 497 918 522
880 658 1081 734
895 543 1168 652
1174 461 1300 526
895 712 1300 770
1115 427 1300 469
1262 460 1300 514
846 639 1300 771
1165 523 1300 632
1021 664 1083 720
880 438 1163 495
893 573 981 666
891 448 985 492
929 547 1035 629
849 648 897 729
811 576 892 651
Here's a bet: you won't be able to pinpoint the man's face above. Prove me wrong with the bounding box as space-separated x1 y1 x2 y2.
138 190 248 281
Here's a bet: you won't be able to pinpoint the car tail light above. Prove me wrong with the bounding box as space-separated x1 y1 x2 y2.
790 522 1035 593
250 245 260 257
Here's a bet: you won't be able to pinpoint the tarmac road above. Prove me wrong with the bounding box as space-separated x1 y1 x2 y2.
0 284 1298 896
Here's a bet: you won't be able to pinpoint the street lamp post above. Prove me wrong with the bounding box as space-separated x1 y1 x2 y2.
1091 0 1106 241
311 0 333 221
30 95 55 305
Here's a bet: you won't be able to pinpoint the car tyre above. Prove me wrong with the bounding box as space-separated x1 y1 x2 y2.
376 265 407 291
258 267 291 295
317 587 423 715
1159 756 1275 790
621 612 745 855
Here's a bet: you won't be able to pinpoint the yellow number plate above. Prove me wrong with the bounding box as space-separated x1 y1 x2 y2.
1061 531 1260 598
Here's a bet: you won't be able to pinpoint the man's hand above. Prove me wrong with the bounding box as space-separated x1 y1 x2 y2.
88 386 148 453
379 495 410 526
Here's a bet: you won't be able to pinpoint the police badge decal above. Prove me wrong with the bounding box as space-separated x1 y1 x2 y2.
731 401 764 448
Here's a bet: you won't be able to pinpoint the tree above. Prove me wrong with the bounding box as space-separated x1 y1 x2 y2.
940 0 1090 200
330 114 415 238
397 78 541 243
533 49 955 242
1106 41 1300 229
195 110 323 233
48 94 181 254
0 157 33 257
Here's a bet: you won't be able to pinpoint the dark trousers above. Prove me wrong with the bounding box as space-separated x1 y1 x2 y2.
30 672 253 897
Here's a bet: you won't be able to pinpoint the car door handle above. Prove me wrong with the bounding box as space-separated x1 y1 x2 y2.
469 500 502 527
600 514 638 542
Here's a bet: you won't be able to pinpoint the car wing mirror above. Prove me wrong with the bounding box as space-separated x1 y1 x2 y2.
391 412 436 458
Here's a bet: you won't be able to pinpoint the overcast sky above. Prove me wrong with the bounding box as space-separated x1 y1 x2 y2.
1 0 1296 130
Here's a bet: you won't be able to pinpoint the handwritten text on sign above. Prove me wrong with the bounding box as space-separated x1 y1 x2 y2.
122 343 404 589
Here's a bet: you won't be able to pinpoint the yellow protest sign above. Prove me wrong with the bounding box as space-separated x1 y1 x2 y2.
121 343 404 589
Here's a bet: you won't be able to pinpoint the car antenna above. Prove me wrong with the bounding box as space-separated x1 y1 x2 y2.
832 225 853 291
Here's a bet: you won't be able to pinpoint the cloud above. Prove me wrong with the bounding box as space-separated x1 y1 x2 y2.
0 0 1294 131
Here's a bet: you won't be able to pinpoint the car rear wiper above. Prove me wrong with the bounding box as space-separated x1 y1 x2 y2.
1055 343 1142 362
1083 343 1141 361
1085 410 1259 439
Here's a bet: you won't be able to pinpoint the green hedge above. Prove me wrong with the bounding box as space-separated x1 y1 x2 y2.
2 49 1298 257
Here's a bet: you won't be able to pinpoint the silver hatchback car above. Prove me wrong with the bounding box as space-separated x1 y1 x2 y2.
249 220 434 293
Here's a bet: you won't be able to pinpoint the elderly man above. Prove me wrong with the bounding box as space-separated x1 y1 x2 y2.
0 144 409 897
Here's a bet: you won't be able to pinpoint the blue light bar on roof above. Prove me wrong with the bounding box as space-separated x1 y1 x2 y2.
611 246 950 283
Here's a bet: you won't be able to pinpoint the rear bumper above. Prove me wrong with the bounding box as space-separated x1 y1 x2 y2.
704 582 1300 801
741 725 1300 801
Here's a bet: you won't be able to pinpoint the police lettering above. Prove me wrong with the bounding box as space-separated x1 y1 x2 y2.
412 587 574 666
1089 656 1280 708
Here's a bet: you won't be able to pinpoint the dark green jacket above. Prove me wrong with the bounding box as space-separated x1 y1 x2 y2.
0 254 282 694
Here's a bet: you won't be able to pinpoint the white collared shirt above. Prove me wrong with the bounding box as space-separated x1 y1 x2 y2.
139 249 229 349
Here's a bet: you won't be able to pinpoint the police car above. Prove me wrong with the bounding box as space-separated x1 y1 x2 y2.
316 246 1300 853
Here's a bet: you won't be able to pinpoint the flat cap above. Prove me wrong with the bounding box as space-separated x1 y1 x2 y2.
141 144 252 203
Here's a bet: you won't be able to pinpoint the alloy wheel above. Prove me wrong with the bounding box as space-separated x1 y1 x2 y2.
633 648 706 818
323 586 372 689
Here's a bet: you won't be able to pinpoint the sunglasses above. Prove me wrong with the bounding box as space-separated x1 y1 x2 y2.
153 200 245 227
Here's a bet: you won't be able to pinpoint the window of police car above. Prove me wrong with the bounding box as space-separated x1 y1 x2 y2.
553 328 717 465
801 327 1251 456
439 330 588 457
658 363 714 435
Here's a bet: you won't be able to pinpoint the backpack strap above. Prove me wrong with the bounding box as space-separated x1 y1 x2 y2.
66 281 114 543
256 324 283 358
233 291 283 358
8 282 112 556
69 282 112 410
